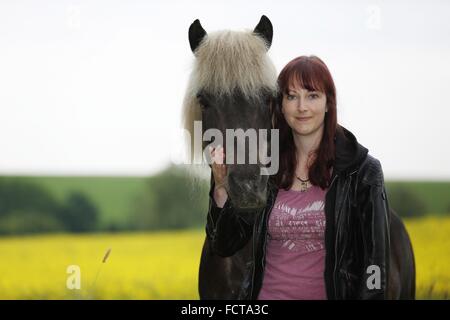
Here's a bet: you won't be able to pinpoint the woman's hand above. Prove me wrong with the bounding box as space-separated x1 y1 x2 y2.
209 145 228 207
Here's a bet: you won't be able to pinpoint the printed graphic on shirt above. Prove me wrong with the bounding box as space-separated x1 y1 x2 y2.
267 186 327 254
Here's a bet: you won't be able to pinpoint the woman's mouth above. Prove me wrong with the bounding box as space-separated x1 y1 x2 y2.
295 117 312 121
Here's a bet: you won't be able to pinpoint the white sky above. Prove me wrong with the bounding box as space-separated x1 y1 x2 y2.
0 0 449 180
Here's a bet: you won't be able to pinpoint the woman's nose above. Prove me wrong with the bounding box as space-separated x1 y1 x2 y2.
297 98 307 111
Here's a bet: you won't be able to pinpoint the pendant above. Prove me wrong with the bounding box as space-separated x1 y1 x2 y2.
300 181 308 192
296 176 310 192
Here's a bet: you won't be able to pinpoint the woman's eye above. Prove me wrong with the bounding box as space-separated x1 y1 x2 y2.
308 93 319 99
286 94 295 100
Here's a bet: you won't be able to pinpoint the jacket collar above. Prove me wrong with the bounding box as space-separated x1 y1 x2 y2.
333 125 368 176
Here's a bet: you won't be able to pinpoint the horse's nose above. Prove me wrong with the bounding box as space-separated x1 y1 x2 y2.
228 172 258 190
231 179 257 194
242 181 253 193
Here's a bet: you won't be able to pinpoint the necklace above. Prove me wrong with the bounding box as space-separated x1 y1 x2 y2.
296 175 310 192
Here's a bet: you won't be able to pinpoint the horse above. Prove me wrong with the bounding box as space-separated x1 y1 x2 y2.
181 15 277 299
181 16 415 300
388 210 416 299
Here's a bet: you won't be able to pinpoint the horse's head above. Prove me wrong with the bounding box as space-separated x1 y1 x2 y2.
182 16 278 210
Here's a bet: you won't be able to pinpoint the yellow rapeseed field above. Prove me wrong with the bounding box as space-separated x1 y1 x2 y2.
0 230 204 299
404 216 450 299
0 216 448 299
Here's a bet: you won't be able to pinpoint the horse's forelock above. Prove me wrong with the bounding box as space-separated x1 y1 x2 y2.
181 29 278 164
194 30 277 98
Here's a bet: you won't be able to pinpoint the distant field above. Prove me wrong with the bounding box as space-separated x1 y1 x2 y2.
0 216 449 299
386 181 450 215
14 176 149 228
9 177 450 230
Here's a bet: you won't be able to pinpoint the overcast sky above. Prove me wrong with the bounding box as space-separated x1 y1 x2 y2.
0 0 449 180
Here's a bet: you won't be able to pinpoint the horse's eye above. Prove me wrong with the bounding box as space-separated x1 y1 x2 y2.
196 93 209 110
200 101 209 109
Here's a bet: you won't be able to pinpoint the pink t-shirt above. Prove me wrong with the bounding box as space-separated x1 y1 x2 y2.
257 184 328 300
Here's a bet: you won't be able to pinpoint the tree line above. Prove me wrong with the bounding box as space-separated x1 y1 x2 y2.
0 165 439 235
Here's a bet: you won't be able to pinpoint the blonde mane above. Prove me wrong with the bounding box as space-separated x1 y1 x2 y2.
181 29 278 164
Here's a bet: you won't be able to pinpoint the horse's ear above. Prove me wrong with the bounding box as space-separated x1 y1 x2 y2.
253 15 273 50
189 19 207 54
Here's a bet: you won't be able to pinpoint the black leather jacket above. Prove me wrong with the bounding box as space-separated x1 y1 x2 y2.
205 125 391 299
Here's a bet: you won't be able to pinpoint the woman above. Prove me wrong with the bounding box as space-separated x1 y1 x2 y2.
206 55 391 299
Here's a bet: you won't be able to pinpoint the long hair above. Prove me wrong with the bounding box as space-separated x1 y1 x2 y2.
272 55 338 190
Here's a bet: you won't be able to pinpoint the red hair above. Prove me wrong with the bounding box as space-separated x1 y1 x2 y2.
272 55 338 190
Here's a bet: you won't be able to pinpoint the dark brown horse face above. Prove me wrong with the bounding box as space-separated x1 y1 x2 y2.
198 89 274 210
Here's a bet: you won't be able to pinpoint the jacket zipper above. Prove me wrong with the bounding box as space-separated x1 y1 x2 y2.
249 211 258 299
262 190 277 269
326 173 339 299
333 177 343 299
332 170 357 299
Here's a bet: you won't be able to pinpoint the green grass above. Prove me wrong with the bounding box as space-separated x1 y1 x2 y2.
386 181 450 215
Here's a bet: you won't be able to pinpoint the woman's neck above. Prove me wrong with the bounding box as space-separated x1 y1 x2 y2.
292 126 324 169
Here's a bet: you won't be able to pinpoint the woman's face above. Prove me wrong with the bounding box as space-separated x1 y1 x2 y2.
281 83 328 136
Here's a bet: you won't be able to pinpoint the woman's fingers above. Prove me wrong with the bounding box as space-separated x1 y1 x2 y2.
209 145 225 165
208 145 227 182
